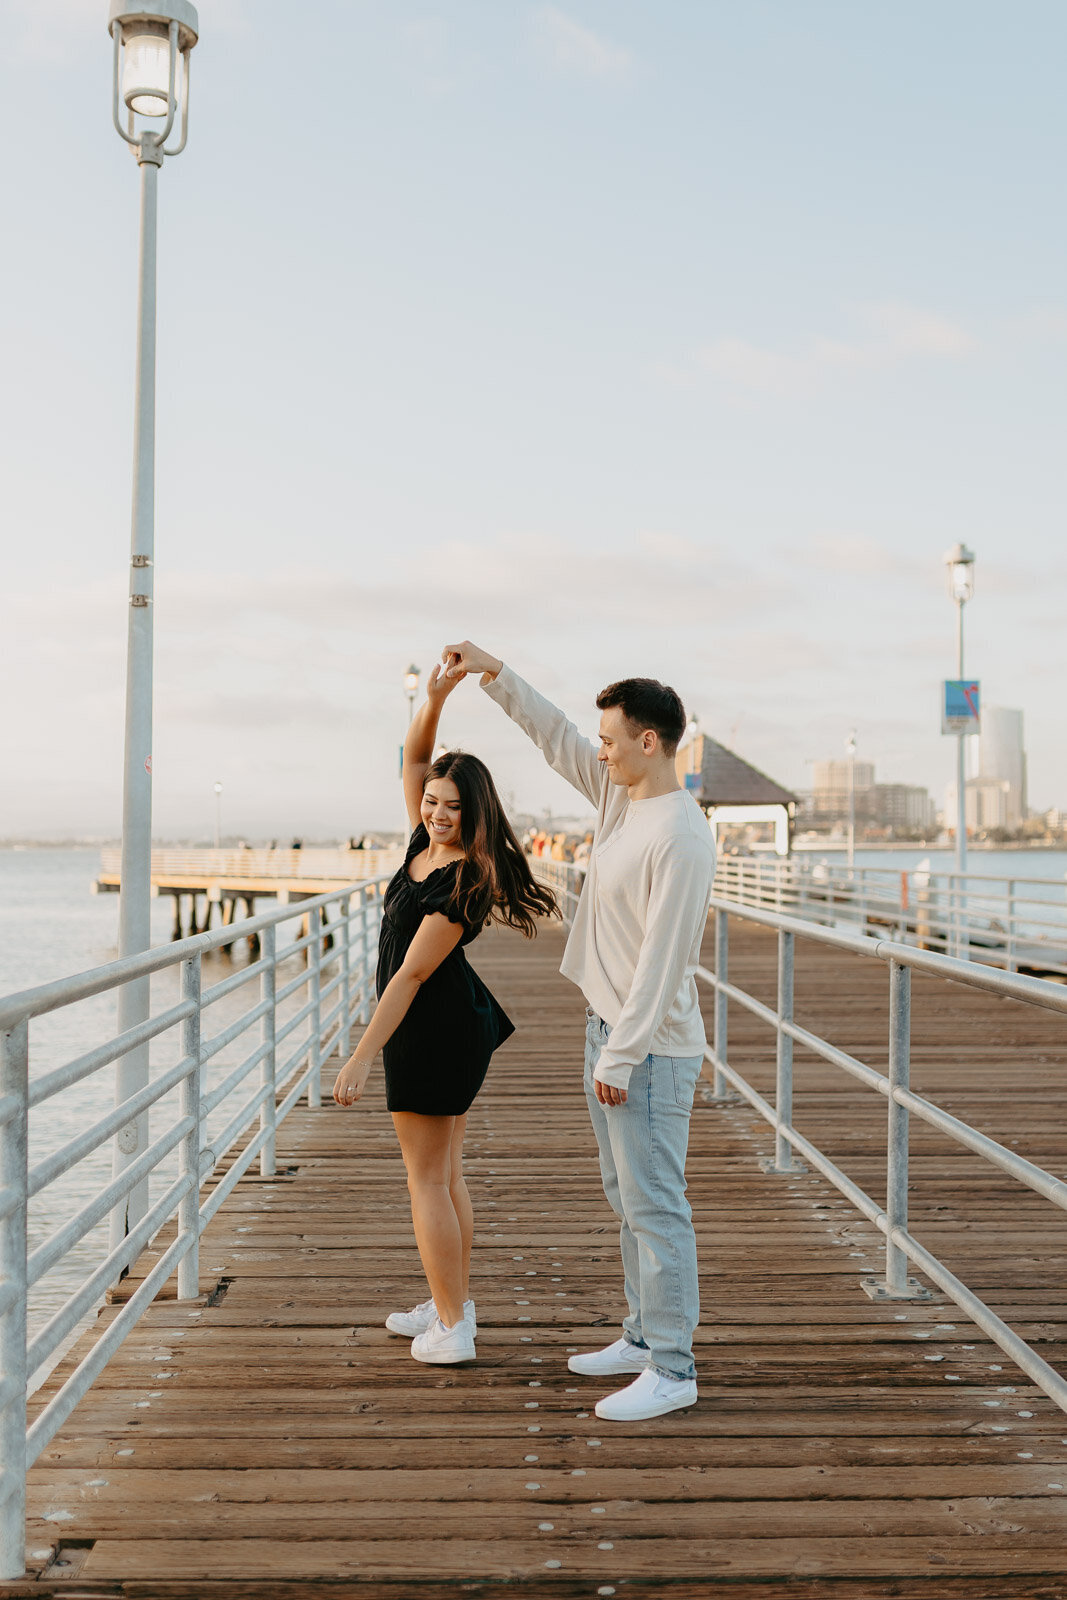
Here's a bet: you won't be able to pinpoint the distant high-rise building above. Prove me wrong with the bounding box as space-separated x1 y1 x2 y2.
945 777 1014 834
978 707 1027 827
869 783 936 831
811 759 875 822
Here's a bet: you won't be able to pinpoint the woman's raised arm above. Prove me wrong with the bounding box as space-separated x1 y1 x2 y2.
401 658 467 832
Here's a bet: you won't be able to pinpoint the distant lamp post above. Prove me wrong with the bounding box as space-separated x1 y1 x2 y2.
108 1 199 1261
214 781 223 849
404 663 421 724
945 543 976 877
845 730 857 870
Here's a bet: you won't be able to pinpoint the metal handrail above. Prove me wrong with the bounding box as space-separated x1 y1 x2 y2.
0 878 388 1581
712 854 1067 975
533 857 1067 1420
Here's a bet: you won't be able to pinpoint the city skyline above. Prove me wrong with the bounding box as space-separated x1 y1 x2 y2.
2 2 1066 839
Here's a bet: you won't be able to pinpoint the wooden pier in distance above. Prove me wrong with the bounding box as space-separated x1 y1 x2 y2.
92 848 401 941
14 917 1067 1598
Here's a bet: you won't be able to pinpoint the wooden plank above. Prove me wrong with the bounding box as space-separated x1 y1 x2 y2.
71 1533 1067 1580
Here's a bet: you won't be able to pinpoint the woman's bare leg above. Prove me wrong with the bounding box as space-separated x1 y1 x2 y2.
391 1111 465 1327
448 1113 473 1302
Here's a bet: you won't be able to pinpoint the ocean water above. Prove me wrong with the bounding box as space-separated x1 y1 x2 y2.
792 845 1067 887
0 847 349 1381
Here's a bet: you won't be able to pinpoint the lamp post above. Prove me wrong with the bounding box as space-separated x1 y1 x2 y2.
404 663 421 726
400 666 420 838
214 781 222 849
945 543 976 879
845 729 857 871
107 1 199 1259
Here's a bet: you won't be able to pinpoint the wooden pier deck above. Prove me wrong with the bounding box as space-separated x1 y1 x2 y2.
13 918 1067 1599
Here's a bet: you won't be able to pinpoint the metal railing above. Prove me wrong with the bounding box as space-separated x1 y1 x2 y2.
0 878 387 1581
713 854 1067 975
536 858 1067 1420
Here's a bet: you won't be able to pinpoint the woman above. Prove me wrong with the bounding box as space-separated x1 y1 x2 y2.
332 656 557 1365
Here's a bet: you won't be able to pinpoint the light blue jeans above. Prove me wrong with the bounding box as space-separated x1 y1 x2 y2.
583 1009 703 1381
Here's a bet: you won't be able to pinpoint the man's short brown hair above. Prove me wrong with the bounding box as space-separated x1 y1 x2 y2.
596 678 687 756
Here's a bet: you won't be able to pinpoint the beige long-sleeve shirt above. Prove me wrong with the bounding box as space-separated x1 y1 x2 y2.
483 665 717 1090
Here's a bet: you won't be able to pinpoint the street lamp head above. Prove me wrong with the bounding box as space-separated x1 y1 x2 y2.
944 541 976 604
845 729 857 758
109 1 198 158
214 781 222 796
404 664 421 698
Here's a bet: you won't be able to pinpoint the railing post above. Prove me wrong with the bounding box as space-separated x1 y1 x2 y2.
307 906 322 1108
863 960 929 1301
359 893 373 1024
0 1019 28 1582
1006 879 1017 974
708 908 732 1101
177 956 202 1301
339 894 352 1060
953 873 969 963
259 924 277 1177
762 929 801 1174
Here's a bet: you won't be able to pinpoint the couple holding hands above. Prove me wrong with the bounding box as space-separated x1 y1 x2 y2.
332 643 716 1422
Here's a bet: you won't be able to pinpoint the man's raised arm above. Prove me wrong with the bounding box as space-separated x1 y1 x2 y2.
444 640 604 809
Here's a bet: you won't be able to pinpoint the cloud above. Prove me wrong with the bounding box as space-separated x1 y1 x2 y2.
695 302 976 395
534 6 632 79
787 533 930 580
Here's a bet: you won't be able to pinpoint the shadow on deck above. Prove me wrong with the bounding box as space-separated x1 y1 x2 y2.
13 919 1067 1599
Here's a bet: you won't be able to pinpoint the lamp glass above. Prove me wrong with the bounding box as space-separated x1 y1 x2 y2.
949 561 974 602
404 671 420 694
122 27 172 116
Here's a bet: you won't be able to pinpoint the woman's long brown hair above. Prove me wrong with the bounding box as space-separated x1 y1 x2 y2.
423 750 559 937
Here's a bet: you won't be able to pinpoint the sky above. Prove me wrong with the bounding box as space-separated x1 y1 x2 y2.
2 0 1065 839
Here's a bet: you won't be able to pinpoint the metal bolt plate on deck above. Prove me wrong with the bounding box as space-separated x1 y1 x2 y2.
861 1274 933 1302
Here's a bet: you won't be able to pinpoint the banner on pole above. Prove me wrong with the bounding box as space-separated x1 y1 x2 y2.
942 680 980 734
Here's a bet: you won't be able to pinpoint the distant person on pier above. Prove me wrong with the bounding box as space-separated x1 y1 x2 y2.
332 658 557 1365
444 640 716 1422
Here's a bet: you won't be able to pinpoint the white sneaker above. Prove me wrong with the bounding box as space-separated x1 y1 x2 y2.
411 1316 476 1365
567 1336 650 1377
594 1367 698 1421
386 1298 477 1337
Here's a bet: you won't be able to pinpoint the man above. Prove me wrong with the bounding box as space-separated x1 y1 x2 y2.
444 642 716 1421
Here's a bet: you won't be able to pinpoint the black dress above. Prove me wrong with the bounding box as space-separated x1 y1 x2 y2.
377 824 515 1114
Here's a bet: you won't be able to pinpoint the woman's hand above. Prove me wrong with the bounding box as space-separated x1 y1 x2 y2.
332 1054 374 1106
425 657 466 706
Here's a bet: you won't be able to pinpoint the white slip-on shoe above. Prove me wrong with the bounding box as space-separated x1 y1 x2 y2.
594 1367 698 1421
386 1298 477 1337
567 1337 651 1377
411 1316 477 1365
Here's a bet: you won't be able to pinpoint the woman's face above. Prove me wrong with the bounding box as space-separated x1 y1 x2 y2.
421 773 463 848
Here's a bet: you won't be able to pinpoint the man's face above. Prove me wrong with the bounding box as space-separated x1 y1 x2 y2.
597 705 655 787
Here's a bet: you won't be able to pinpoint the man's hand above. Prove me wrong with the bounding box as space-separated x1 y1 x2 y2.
594 1078 628 1106
442 641 503 682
